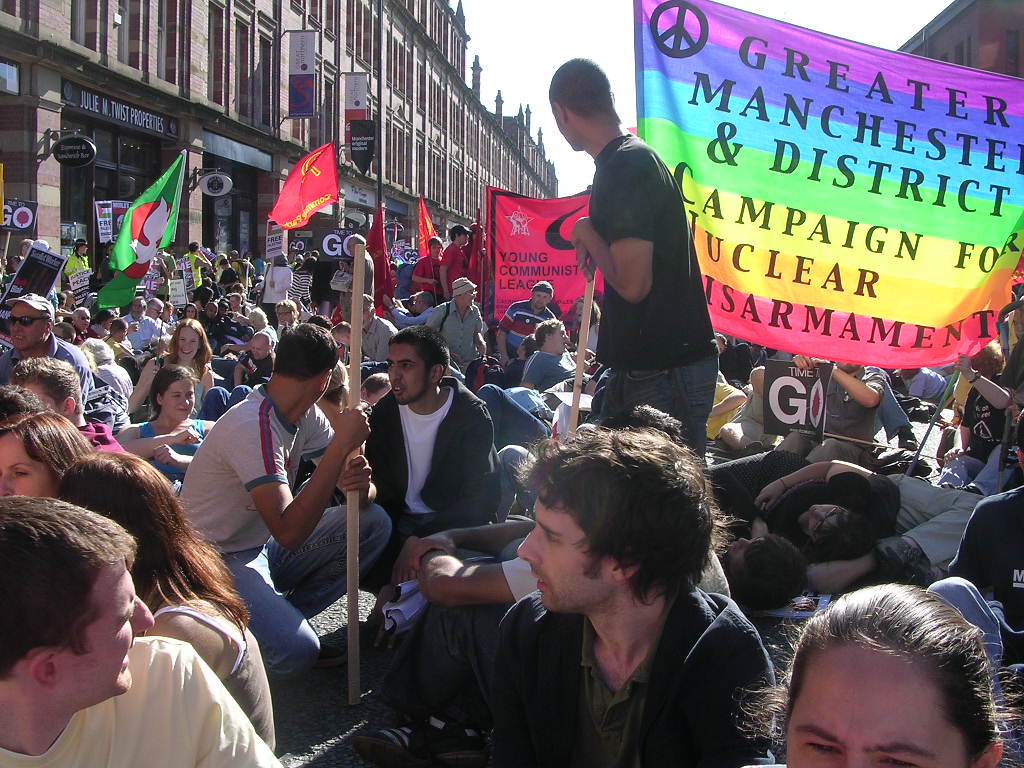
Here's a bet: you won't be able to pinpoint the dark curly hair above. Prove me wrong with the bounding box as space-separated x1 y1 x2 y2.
727 534 807 611
525 428 727 601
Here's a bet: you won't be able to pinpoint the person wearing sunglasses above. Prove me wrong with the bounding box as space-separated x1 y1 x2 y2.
0 293 93 401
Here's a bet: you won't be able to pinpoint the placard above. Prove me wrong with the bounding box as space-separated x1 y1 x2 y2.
69 269 92 306
168 278 187 307
763 359 834 441
0 243 68 345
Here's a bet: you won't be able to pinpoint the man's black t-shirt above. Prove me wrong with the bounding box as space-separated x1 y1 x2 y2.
238 351 274 386
588 135 716 370
963 387 1006 460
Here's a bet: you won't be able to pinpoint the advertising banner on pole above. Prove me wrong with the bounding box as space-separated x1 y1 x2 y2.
344 72 369 145
288 30 317 118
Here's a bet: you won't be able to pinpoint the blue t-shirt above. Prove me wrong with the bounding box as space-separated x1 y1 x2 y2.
521 350 575 392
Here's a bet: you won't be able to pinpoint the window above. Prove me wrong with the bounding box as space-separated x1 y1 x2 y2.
324 0 335 35
157 0 178 84
208 5 225 104
0 58 18 95
1009 30 1020 76
235 20 252 119
2 0 16 16
257 36 274 127
71 0 86 45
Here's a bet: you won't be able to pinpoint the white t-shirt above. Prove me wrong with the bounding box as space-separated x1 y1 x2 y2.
180 387 332 553
398 389 453 516
501 557 539 601
0 636 279 767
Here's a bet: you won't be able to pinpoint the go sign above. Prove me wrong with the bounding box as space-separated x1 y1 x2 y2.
763 360 833 441
1 199 38 235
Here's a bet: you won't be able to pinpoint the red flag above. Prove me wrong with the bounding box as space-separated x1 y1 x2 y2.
366 203 394 316
268 143 339 229
417 197 438 261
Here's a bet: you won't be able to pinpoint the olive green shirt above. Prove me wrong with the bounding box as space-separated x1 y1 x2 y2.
569 595 674 768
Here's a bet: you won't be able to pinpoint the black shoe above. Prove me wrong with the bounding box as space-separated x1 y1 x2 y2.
426 717 488 768
351 724 433 768
313 642 346 668
897 426 919 451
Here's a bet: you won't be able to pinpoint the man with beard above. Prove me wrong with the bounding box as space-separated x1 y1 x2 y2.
365 325 499 575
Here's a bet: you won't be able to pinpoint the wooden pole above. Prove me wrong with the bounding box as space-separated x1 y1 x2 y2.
821 431 939 461
567 279 595 438
345 236 366 706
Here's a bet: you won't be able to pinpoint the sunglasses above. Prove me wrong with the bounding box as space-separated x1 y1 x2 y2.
9 315 47 326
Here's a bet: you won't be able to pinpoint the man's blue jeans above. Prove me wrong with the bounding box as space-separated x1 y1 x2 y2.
477 384 550 451
223 502 392 678
598 355 719 458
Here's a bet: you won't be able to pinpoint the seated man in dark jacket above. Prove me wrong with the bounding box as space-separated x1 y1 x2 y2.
492 428 775 768
365 325 499 577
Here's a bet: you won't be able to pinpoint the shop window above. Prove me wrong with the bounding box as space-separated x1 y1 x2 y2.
94 129 116 163
0 58 18 95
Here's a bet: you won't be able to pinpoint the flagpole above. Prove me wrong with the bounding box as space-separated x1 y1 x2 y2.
567 278 595 438
346 234 366 706
375 0 384 216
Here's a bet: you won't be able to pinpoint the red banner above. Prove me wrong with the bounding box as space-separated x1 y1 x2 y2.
417 197 438 261
268 143 339 230
366 203 394 315
487 188 603 322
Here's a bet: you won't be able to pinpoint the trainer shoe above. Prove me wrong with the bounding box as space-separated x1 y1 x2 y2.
351 724 433 768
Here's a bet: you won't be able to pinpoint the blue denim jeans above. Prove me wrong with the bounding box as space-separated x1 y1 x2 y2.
598 356 719 458
223 502 392 678
875 372 911 440
477 384 550 451
199 385 252 421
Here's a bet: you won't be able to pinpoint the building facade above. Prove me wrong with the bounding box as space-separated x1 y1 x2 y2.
0 0 557 264
900 0 1022 77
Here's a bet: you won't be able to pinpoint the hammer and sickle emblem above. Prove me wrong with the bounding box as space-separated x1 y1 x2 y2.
301 149 326 177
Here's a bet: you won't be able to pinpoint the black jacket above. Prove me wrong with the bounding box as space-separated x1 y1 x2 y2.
366 376 499 535
492 590 775 768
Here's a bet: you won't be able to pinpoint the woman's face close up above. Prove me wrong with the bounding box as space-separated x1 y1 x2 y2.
787 644 1000 768
0 433 60 498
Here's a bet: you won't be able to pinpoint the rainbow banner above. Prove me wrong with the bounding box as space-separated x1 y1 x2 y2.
636 0 1024 366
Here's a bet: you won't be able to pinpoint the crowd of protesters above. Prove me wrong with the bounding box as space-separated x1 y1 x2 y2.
0 58 1021 768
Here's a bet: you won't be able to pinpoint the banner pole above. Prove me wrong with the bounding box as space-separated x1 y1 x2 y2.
345 236 366 706
0 231 11 272
567 278 595 438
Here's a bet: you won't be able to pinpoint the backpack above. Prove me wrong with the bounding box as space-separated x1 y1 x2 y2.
464 355 506 393
84 372 131 434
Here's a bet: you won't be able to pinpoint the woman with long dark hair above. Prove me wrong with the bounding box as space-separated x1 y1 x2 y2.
117 365 214 483
60 452 275 748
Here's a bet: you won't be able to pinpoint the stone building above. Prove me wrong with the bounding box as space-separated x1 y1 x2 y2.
0 0 557 262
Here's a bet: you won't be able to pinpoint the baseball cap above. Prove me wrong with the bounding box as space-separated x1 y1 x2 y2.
449 224 471 238
7 293 55 321
532 281 554 295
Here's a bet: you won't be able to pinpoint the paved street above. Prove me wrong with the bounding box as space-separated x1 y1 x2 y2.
270 417 949 766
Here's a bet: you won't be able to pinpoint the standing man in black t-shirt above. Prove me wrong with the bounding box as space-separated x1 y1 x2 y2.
549 58 718 456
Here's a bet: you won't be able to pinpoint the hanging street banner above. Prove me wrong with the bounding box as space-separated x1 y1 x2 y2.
349 119 376 175
288 30 317 118
487 188 604 322
635 0 1024 367
269 143 339 229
